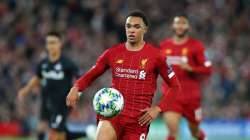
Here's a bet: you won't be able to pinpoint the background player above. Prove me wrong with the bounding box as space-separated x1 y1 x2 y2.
17 31 80 140
66 11 181 140
160 15 212 140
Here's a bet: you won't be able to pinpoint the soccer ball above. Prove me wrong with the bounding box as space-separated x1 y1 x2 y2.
93 88 124 118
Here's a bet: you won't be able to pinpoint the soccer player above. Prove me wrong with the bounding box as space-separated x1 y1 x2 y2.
160 15 212 140
66 11 181 140
18 31 79 140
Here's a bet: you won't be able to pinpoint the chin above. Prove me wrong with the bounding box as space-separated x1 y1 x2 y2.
128 40 136 44
176 33 187 38
175 30 188 38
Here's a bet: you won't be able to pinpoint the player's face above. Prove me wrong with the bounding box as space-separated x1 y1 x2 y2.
46 36 62 54
125 16 147 44
172 16 189 38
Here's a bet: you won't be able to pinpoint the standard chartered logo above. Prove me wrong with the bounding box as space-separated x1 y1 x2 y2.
114 67 147 80
139 70 146 80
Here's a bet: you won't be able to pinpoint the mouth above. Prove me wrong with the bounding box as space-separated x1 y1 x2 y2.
128 35 135 40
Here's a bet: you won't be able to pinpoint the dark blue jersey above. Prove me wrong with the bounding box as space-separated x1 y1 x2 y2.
36 56 78 110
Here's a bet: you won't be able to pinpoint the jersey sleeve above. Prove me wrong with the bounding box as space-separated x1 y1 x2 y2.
156 52 181 111
35 61 43 78
75 49 110 92
159 41 165 49
191 41 212 75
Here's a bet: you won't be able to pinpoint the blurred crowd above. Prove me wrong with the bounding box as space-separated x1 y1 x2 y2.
0 0 250 134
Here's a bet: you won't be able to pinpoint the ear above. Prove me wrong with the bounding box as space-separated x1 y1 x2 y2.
186 22 190 30
187 25 191 32
59 38 64 46
144 26 148 34
172 22 177 29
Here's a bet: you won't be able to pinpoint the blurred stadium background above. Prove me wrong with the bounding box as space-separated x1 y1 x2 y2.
0 0 250 140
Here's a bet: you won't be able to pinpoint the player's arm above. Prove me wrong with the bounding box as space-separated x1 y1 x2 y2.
184 42 212 75
157 54 181 111
17 76 40 101
18 61 42 101
139 53 181 126
66 50 110 107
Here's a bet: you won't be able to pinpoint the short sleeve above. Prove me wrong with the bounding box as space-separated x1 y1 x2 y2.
35 61 43 78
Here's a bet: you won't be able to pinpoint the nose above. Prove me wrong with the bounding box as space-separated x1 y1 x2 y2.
128 28 135 34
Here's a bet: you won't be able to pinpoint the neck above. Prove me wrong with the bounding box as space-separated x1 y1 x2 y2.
49 51 61 62
173 35 189 45
126 40 145 51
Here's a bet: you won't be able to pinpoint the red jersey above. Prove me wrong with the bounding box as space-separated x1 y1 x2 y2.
75 43 180 118
160 38 212 100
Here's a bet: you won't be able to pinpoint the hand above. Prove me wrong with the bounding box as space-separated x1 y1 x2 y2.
17 87 29 102
180 62 192 71
66 86 80 107
138 106 161 126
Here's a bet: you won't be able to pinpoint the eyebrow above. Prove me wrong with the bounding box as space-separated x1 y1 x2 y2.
125 23 145 26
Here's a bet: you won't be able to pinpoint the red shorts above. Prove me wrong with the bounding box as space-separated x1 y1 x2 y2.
98 114 149 140
165 98 202 125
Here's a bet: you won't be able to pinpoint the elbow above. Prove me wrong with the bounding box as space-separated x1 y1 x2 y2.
205 60 213 75
206 66 213 76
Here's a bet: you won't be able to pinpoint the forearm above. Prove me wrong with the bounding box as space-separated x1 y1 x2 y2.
75 64 107 92
190 65 212 75
25 76 40 91
158 75 181 111
192 47 212 75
